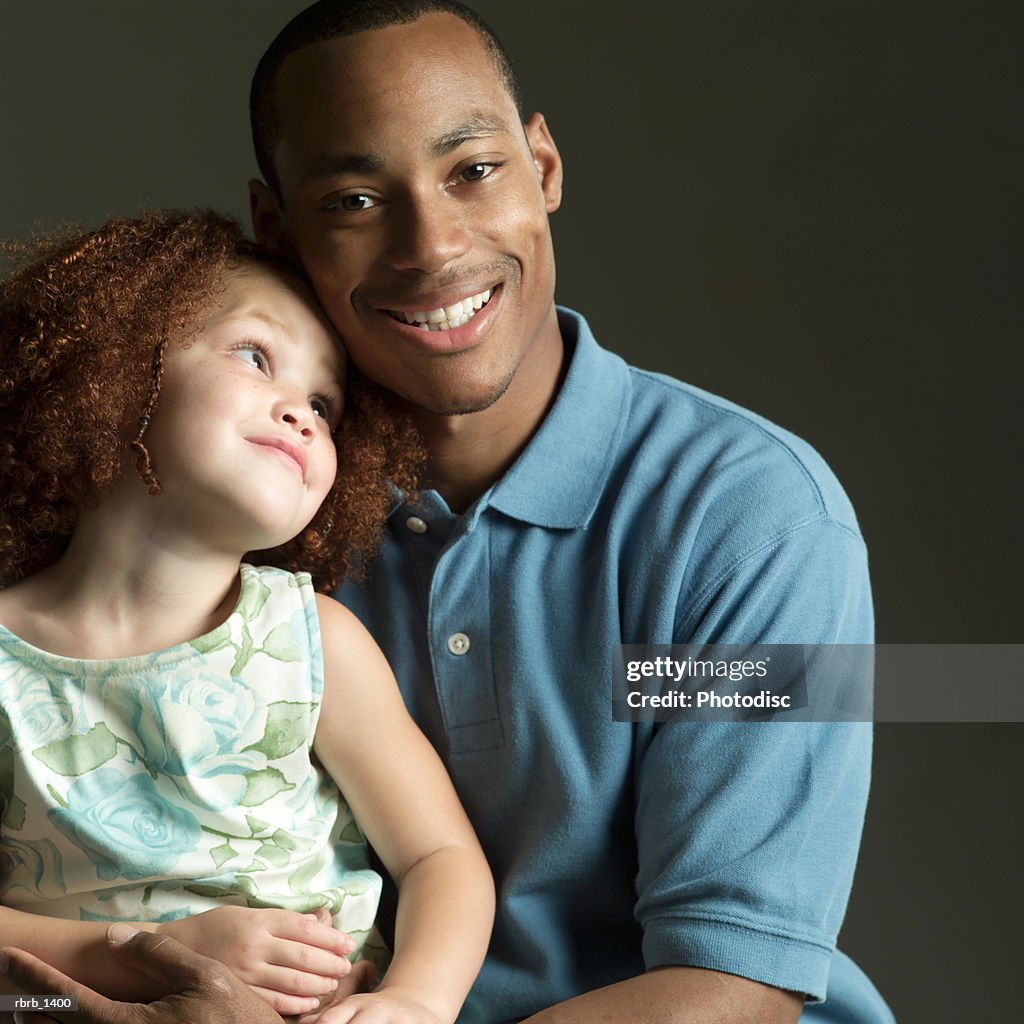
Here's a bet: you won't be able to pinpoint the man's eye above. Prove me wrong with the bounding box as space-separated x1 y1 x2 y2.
233 345 269 372
332 193 376 212
461 163 495 182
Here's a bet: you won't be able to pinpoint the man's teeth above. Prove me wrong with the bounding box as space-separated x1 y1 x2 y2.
389 289 491 331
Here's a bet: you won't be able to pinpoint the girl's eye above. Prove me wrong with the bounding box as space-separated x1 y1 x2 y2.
310 397 331 421
234 345 269 372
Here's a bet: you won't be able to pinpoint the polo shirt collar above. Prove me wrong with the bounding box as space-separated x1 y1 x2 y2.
486 307 630 530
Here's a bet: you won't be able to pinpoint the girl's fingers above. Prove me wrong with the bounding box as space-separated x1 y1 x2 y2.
265 936 352 979
246 960 343 997
273 913 355 956
315 1003 360 1024
247 984 327 1018
249 962 342 995
292 961 376 1024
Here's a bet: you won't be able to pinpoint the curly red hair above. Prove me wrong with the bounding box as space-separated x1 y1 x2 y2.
0 210 422 593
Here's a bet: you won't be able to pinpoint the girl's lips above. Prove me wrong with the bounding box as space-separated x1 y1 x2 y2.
246 437 307 480
376 285 502 354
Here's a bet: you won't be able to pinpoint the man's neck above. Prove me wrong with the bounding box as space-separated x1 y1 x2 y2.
411 317 567 514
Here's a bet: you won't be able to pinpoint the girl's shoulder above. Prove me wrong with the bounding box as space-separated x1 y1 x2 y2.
237 563 316 614
313 591 367 631
314 592 393 683
241 562 313 590
239 565 366 646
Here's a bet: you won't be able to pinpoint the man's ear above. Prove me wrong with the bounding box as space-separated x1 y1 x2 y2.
524 113 563 214
249 179 293 255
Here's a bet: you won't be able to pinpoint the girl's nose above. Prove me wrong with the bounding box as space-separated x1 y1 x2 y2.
277 399 315 438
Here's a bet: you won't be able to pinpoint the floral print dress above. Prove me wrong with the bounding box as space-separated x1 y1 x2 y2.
0 564 383 963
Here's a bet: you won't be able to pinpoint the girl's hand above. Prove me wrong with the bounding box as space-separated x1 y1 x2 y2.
299 987 444 1024
290 961 378 1024
159 906 354 1016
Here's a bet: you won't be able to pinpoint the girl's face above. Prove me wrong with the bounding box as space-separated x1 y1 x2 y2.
142 263 346 556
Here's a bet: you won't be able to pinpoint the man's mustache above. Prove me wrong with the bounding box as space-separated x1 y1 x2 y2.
358 256 519 307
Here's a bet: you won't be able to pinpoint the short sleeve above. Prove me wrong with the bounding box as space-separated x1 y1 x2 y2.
635 517 872 1000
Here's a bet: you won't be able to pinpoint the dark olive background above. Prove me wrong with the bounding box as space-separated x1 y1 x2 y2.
2 3 1021 1020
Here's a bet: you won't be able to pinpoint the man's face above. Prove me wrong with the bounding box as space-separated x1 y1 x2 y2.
252 13 563 417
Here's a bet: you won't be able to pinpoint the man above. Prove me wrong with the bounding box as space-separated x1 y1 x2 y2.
3 2 893 1021
247 5 892 1021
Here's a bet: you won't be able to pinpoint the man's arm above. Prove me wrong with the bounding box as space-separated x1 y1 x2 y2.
561 515 872 1023
0 926 285 1024
0 926 377 1024
522 966 802 1024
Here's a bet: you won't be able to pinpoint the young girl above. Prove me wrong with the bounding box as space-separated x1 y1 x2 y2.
0 211 494 1023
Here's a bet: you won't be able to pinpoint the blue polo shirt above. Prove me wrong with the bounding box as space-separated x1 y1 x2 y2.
338 308 893 1023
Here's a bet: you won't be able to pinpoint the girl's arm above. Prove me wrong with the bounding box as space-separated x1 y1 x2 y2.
0 902 351 1015
0 908 165 1002
311 595 495 1024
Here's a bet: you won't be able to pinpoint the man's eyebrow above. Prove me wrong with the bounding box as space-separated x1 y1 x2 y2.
297 115 510 185
300 153 382 185
428 113 512 158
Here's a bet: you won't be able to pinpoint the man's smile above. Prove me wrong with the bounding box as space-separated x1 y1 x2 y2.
369 284 505 354
385 287 493 332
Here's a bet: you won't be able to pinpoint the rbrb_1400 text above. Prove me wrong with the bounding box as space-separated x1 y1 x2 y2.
626 689 792 709
0 995 79 1011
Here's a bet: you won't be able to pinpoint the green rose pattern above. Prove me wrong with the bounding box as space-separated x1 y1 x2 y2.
0 564 385 965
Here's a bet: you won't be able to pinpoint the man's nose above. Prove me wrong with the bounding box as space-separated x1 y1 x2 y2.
387 190 470 273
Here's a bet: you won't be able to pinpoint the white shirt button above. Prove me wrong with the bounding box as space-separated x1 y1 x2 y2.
447 632 471 656
405 516 428 534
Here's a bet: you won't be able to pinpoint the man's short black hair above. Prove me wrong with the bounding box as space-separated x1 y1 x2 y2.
250 0 523 197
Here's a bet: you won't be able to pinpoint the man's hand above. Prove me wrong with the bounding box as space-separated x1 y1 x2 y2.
0 925 286 1024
